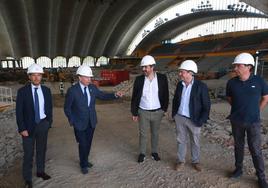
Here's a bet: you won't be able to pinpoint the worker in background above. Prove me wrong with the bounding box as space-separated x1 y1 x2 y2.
59 80 64 96
64 64 124 174
172 60 210 172
16 64 53 188
226 52 268 188
131 55 169 163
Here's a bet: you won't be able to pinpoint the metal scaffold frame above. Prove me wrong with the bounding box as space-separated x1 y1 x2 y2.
0 86 13 107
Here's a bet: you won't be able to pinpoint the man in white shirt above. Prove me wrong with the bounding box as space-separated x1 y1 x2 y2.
131 55 169 163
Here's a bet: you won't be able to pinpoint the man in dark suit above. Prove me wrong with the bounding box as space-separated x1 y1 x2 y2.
172 60 210 172
64 64 123 174
131 55 169 163
16 64 53 188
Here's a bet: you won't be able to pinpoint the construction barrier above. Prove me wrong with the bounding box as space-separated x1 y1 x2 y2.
100 70 129 86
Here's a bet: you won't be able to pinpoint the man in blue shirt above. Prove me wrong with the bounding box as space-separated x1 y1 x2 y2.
172 60 210 172
226 52 268 188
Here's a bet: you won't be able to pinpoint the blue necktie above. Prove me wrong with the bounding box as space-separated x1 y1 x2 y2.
34 88 41 124
84 87 88 106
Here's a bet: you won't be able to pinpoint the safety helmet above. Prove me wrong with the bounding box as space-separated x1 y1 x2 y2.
178 60 198 74
27 64 44 74
232 52 255 66
76 64 93 77
140 55 156 66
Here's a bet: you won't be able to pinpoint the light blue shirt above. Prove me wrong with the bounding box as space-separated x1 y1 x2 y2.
79 82 91 106
31 84 46 119
178 79 194 118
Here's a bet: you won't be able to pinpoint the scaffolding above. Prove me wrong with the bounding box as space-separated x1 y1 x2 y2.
0 86 13 112
255 49 268 77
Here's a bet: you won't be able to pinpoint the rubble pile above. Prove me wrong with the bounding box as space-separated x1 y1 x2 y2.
203 108 268 161
0 108 22 176
113 79 134 99
203 116 233 148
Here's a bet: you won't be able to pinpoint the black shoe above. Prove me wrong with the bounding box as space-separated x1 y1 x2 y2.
151 153 161 161
230 169 243 179
24 180 32 188
81 167 88 174
36 172 51 180
138 154 145 163
258 179 268 188
87 162 93 168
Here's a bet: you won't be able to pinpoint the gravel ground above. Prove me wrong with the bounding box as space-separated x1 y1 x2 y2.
0 99 267 188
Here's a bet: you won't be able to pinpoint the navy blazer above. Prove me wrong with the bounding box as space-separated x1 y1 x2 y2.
131 73 169 116
16 84 53 135
64 83 117 130
172 79 210 127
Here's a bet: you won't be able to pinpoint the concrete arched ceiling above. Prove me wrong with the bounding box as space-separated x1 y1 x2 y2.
0 0 182 59
136 10 268 52
0 0 266 59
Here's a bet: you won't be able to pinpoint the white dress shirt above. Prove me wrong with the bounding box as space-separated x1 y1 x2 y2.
79 82 91 106
139 74 161 110
178 79 194 118
31 84 46 119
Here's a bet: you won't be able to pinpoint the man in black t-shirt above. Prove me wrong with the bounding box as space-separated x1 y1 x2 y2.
226 52 268 188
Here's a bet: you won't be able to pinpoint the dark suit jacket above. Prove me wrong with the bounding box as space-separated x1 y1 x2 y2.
16 83 53 135
131 73 169 116
64 83 117 131
172 79 210 127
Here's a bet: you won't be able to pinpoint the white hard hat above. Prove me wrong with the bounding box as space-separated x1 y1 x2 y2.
76 65 93 77
140 55 156 66
27 64 44 74
233 52 255 66
179 60 198 74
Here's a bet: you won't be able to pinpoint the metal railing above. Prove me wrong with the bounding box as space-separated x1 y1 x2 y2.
0 86 13 105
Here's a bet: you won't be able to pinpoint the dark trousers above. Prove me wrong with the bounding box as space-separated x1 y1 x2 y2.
22 120 50 181
231 121 265 180
74 125 95 168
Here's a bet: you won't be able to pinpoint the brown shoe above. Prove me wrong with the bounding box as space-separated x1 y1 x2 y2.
175 162 184 171
192 163 202 172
